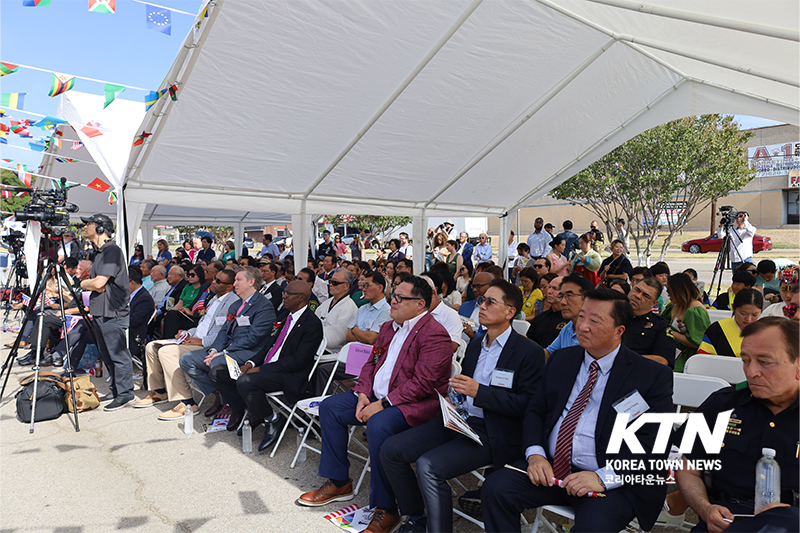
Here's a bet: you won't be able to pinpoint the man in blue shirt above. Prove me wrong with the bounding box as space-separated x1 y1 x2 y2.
259 233 281 261
557 220 580 258
545 275 593 359
473 233 493 264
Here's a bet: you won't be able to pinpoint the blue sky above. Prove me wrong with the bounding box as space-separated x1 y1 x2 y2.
0 1 787 177
1 0 203 171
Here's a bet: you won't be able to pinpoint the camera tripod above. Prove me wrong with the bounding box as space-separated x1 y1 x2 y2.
708 224 744 302
1 252 28 333
0 236 98 433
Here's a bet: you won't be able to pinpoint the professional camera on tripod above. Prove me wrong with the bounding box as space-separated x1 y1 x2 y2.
708 205 748 302
716 205 739 229
1 177 95 433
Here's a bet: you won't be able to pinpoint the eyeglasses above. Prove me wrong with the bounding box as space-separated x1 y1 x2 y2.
213 277 230 284
391 292 422 303
283 291 303 297
533 264 547 269
557 291 581 301
329 280 348 286
472 282 489 289
477 295 510 308
361 282 379 290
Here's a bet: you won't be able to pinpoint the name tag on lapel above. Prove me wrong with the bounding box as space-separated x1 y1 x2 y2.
236 315 251 327
612 389 649 420
215 316 226 326
491 368 514 389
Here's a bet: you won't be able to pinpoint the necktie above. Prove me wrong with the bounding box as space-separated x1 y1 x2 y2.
263 314 292 364
552 361 600 480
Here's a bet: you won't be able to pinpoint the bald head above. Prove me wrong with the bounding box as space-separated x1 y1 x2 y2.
76 260 93 281
472 272 493 298
283 280 311 313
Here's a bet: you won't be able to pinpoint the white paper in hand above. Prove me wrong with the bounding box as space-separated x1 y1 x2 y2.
226 354 242 380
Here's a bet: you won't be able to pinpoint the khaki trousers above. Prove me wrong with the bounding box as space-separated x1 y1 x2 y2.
144 341 197 401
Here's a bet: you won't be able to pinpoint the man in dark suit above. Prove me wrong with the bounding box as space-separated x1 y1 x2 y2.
258 260 284 307
482 289 674 533
298 277 453 533
210 279 323 450
128 268 155 361
380 279 546 532
179 266 275 415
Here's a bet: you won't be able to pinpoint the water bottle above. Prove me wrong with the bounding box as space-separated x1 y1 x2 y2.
183 403 194 435
296 429 307 463
242 420 252 453
447 385 469 421
754 447 781 513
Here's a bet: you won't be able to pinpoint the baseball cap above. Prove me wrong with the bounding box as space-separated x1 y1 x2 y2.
544 223 555 230
80 214 114 234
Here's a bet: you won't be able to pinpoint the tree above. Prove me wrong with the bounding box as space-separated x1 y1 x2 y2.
322 215 412 247
1 168 32 215
551 115 754 264
174 225 234 251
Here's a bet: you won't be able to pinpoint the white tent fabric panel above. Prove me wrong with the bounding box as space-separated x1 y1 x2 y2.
124 0 797 219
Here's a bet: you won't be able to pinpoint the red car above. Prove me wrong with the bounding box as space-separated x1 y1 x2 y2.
681 234 772 254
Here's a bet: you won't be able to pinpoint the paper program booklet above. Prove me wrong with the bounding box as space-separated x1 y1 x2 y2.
225 354 242 380
325 505 374 531
437 391 482 445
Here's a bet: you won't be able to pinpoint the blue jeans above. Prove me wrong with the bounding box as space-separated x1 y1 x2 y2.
179 348 226 396
731 257 753 271
318 391 410 510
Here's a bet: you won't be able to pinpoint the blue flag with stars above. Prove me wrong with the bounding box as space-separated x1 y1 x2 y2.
146 4 171 35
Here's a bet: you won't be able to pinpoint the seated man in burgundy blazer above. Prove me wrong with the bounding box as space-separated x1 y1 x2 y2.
297 276 453 533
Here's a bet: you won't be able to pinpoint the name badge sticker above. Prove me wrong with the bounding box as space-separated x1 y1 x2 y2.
215 316 226 326
612 389 650 420
236 315 251 327
491 368 514 389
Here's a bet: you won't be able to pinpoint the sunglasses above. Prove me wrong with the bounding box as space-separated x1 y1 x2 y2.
213 277 230 284
477 295 509 308
329 280 348 286
534 264 547 269
186 273 197 278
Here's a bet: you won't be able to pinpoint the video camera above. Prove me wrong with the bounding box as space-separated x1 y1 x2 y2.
716 205 739 228
14 178 79 236
1 230 25 251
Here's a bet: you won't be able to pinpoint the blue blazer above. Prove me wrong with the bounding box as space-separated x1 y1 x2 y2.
461 330 544 466
209 291 276 363
523 343 673 531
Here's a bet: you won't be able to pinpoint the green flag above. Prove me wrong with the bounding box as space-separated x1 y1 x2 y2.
103 83 126 109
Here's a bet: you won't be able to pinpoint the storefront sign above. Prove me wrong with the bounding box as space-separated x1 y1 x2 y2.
749 142 800 177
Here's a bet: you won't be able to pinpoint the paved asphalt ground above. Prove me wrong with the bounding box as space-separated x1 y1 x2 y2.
0 253 791 532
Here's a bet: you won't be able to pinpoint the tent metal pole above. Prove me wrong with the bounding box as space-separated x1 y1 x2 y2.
498 214 509 280
585 0 798 42
234 222 244 260
292 207 309 275
412 211 426 276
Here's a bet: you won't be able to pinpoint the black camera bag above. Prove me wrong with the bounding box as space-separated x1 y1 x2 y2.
15 371 66 423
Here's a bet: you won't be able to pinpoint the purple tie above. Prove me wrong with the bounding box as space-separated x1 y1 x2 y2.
263 315 292 364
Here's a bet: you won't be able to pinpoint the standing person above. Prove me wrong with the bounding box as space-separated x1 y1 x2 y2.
507 231 518 276
556 220 579 257
333 235 348 261
588 220 604 252
79 214 134 411
615 218 630 253
599 239 632 285
718 211 756 270
661 273 710 372
129 244 145 265
457 232 473 270
317 230 335 260
350 233 364 262
444 239 462 278
398 232 413 259
526 218 550 259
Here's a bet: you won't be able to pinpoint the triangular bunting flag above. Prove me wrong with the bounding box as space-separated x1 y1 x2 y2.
81 121 103 138
23 0 50 6
103 83 126 109
49 73 75 97
87 178 111 192
88 0 115 13
0 63 19 77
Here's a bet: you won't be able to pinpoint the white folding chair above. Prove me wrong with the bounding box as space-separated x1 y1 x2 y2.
512 319 530 335
672 373 730 412
684 354 745 385
705 308 731 324
454 338 468 365
266 337 327 456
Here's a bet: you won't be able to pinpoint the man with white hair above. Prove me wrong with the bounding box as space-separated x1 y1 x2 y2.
315 268 358 354
148 265 171 305
473 233 493 264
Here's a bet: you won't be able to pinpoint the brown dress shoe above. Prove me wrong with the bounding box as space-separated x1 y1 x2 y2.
226 410 245 432
296 479 354 507
364 509 401 533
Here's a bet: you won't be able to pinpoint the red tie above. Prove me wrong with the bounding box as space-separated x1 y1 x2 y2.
552 361 600 480
263 314 292 365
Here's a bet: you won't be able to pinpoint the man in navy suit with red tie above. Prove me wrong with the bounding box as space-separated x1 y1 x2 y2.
481 289 673 533
297 276 453 533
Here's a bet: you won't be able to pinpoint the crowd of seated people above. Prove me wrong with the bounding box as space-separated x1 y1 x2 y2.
11 223 796 533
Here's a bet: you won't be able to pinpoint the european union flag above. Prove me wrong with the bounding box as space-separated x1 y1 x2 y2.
146 4 171 35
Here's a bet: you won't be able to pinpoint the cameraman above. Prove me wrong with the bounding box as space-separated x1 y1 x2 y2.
717 211 756 271
79 214 134 411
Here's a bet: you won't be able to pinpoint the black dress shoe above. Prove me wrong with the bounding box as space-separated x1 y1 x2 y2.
203 393 222 417
99 393 115 403
17 352 35 366
226 410 246 432
258 413 286 452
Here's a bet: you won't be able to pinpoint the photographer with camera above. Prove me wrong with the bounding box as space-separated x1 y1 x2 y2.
79 214 134 412
717 209 756 271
